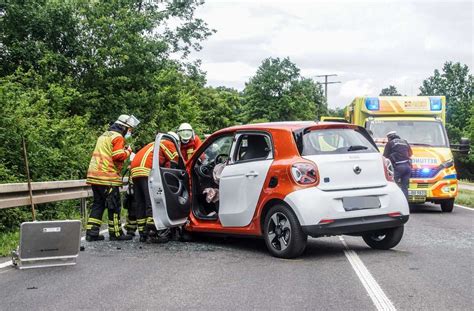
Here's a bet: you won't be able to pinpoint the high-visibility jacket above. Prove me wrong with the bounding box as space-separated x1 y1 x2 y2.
86 131 131 186
130 140 178 178
180 135 202 162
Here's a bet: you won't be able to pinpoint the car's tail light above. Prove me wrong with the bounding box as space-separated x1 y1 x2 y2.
318 219 334 224
291 162 319 185
383 157 394 182
388 212 402 217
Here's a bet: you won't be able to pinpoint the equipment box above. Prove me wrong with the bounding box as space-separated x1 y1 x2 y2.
12 220 81 269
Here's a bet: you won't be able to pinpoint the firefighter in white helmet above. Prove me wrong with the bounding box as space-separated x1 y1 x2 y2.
177 123 202 162
85 114 140 241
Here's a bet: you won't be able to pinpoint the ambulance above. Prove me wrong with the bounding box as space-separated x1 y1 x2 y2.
344 96 458 212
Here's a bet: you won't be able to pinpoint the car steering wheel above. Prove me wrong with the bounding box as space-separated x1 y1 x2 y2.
215 153 229 166
198 159 215 178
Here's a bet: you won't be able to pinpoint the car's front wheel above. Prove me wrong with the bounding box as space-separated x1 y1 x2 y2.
263 204 307 258
362 226 404 250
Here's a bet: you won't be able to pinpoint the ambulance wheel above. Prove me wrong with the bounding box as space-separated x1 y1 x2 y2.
440 199 454 213
263 204 307 259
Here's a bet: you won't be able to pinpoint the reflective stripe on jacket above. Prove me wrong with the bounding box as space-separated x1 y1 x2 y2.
86 131 129 186
130 141 178 178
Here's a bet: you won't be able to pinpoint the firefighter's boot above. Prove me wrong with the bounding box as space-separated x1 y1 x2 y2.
108 213 133 241
85 218 105 242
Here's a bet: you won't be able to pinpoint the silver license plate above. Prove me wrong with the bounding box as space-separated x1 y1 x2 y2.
342 196 381 211
408 190 427 197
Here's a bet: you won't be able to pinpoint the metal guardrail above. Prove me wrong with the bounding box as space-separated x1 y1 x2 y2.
0 179 128 210
0 180 93 209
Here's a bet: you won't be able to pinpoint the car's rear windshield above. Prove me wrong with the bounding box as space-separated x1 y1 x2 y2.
297 128 378 156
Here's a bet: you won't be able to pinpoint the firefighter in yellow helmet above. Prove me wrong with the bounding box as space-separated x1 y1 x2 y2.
85 114 140 241
177 123 202 162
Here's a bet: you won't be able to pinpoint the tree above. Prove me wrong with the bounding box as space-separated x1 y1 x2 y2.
419 62 473 141
0 0 215 126
379 85 401 96
328 107 345 118
242 57 325 123
0 0 216 231
419 61 473 180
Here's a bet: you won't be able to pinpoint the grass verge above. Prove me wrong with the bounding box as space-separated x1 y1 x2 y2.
456 189 474 208
0 231 19 257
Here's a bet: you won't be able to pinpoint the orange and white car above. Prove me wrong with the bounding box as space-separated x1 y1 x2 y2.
149 122 409 258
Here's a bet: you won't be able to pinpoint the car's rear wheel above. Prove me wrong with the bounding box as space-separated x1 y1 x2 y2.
263 204 307 258
362 226 404 250
440 199 454 213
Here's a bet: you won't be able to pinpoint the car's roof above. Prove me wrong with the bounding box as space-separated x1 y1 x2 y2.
218 121 355 133
223 121 315 132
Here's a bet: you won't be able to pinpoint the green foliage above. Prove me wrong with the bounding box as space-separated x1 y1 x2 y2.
0 230 19 256
456 189 474 208
242 57 325 123
0 0 218 232
379 85 401 96
0 70 96 182
327 107 345 118
419 62 473 180
419 62 473 139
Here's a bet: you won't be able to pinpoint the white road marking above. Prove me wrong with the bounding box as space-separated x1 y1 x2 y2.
339 236 396 311
455 204 473 211
0 260 12 269
0 229 110 269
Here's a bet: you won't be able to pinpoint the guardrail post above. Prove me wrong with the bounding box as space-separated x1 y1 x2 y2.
80 198 87 224
22 137 36 221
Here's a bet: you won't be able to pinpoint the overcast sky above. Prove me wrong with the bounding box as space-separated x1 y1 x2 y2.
190 0 473 108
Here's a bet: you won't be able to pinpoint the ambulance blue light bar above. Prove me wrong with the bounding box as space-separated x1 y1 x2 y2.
365 97 380 111
429 97 442 111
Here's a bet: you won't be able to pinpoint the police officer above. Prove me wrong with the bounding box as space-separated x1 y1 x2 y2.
383 131 413 200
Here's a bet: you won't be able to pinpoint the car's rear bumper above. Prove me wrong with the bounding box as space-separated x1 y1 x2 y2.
302 214 409 237
284 182 409 226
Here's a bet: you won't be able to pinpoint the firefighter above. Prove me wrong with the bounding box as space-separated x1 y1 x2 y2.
130 133 178 242
85 114 140 241
383 131 413 201
177 123 202 162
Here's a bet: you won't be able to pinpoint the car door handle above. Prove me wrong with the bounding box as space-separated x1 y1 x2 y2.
245 171 259 177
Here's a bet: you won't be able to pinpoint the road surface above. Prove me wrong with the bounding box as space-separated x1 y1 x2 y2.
0 203 472 310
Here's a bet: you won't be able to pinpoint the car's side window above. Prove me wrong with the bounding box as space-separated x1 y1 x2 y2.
200 135 234 166
234 133 272 163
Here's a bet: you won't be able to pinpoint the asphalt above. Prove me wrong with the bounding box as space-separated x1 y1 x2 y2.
0 203 472 311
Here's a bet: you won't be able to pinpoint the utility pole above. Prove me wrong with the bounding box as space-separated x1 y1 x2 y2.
315 74 341 110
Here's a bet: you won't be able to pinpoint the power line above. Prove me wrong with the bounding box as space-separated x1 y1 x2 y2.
314 74 341 109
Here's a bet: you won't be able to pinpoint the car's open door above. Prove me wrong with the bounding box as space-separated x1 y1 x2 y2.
148 133 191 230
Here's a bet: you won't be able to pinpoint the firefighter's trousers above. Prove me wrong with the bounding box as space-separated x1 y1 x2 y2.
132 177 152 237
86 185 123 238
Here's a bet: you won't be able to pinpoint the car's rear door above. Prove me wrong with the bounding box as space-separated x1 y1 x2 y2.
218 132 273 227
148 133 191 229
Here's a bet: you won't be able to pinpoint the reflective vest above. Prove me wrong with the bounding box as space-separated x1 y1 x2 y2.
86 131 126 186
130 141 178 178
180 135 202 162
131 143 154 178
